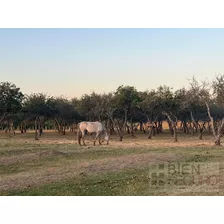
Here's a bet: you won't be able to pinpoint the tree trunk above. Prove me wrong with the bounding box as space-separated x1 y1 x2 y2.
183 121 186 133
206 103 224 146
185 121 190 134
130 117 135 137
198 122 206 140
186 122 190 134
189 122 195 136
173 125 177 142
20 122 24 133
215 136 221 146
110 119 123 141
126 124 130 134
39 117 43 137
105 119 108 131
143 125 146 133
118 130 124 141
167 120 174 135
62 118 66 135
35 116 39 140
208 122 212 135
0 113 6 123
110 125 114 135
140 122 143 132
158 121 163 133
163 111 177 142
199 129 203 140
148 125 153 139
54 118 61 133
9 120 15 137
154 121 159 134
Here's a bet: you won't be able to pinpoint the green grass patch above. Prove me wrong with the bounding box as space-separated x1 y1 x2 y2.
2 168 151 196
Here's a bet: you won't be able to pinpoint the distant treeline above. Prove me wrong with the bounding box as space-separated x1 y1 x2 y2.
1 75 224 145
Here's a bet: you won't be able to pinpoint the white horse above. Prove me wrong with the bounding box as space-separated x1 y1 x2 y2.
77 121 109 146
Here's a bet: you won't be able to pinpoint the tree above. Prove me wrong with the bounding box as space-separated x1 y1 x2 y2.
209 74 224 145
139 90 161 138
0 82 24 114
213 74 224 106
113 86 141 138
22 93 54 140
52 97 79 135
188 76 224 145
155 86 179 142
76 93 99 121
0 82 24 135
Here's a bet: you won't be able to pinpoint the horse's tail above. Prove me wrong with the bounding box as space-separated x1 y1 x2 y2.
103 128 110 145
77 123 82 145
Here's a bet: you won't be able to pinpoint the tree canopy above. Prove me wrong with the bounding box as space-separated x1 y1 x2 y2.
1 75 224 145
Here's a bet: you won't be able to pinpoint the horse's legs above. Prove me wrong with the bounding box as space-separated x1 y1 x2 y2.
98 133 102 145
94 132 100 146
81 131 86 146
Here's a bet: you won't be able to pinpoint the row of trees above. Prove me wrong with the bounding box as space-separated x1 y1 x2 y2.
1 75 224 145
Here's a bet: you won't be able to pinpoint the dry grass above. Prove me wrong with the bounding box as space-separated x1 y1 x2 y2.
0 131 224 195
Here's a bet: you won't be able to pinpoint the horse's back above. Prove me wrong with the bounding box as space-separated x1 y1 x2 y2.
79 121 103 133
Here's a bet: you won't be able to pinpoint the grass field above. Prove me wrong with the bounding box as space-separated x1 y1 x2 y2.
0 130 224 196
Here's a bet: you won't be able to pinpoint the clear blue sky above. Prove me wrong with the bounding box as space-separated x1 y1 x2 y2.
1 28 224 98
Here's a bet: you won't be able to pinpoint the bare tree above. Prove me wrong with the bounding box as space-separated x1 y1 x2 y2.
108 108 128 141
35 116 44 140
189 76 224 145
190 111 206 140
206 103 224 145
162 111 178 142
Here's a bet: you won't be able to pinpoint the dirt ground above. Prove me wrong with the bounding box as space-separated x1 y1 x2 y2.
0 131 224 195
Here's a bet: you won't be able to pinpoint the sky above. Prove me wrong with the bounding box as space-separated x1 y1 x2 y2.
1 28 224 98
